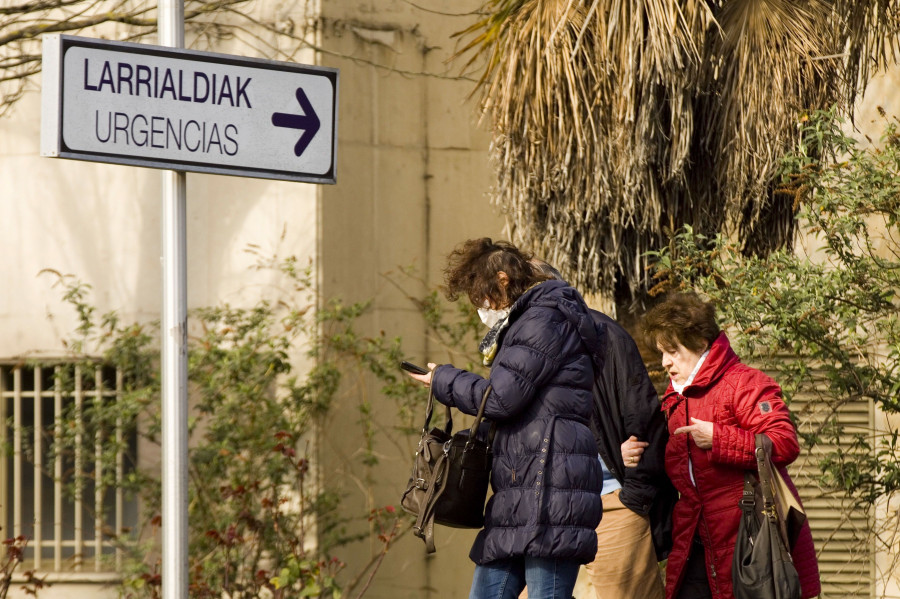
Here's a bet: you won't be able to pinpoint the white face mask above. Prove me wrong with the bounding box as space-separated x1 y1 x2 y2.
477 302 510 328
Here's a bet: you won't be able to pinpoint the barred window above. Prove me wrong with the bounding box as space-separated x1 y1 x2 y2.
0 362 139 575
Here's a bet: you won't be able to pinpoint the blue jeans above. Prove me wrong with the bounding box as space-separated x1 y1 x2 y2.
469 556 580 599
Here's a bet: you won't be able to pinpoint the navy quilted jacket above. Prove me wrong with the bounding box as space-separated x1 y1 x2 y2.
430 280 605 565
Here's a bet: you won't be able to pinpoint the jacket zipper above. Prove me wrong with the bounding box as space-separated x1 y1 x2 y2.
684 395 692 484
703 515 719 594
685 395 719 595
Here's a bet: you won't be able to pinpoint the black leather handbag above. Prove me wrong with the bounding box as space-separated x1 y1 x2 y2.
400 386 494 553
732 434 804 599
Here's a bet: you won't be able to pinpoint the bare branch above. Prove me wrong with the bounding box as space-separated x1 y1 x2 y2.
0 0 480 119
0 0 87 17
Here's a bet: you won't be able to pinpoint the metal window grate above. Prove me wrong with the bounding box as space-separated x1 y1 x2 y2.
0 362 138 574
789 388 874 599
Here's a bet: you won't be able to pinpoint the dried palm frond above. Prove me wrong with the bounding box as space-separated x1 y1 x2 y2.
460 0 716 296
455 0 900 301
703 0 842 255
836 0 900 108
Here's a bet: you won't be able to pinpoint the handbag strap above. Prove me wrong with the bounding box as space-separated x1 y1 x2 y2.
754 433 800 554
753 434 777 514
756 434 798 566
412 384 494 553
466 385 496 448
412 450 449 554
421 383 495 443
740 472 757 517
422 386 453 436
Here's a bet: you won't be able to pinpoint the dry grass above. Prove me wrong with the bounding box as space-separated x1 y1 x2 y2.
454 0 900 299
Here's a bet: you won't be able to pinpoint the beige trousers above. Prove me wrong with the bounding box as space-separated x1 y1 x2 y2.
519 490 664 599
583 489 665 599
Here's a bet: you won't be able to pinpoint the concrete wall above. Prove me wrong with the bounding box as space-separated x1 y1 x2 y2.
0 78 318 359
2 0 503 596
316 2 503 597
0 22 320 598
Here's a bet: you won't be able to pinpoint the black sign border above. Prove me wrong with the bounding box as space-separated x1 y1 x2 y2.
51 35 338 184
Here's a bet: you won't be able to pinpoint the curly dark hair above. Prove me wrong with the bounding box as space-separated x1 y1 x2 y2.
641 292 720 353
443 238 549 307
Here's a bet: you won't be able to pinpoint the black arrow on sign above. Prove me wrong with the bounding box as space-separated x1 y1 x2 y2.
271 87 321 157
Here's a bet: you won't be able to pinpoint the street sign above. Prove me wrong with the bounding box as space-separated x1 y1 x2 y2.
41 35 338 184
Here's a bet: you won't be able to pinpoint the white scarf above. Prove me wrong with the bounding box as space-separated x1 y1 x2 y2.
671 349 710 394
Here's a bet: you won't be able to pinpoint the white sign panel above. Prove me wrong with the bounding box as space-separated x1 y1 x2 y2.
42 35 338 183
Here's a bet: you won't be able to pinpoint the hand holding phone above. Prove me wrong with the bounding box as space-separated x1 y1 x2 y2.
400 361 430 375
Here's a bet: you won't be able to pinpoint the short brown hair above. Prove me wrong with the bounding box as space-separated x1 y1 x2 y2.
443 238 549 307
641 292 720 353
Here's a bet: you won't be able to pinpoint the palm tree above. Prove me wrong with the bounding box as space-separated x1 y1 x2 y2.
455 0 900 302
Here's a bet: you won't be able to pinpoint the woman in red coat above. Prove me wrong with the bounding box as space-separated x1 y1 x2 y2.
623 292 820 599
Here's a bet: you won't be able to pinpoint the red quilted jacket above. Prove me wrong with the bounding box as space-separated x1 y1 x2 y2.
660 333 820 599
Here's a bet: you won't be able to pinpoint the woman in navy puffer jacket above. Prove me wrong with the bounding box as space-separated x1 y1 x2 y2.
407 238 604 599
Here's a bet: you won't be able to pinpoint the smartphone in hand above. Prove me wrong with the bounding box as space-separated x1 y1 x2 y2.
400 361 429 375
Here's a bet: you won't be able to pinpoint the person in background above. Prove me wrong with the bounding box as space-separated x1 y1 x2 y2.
624 291 820 599
531 260 674 599
406 238 604 599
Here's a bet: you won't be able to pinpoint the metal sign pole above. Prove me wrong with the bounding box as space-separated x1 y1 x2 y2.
158 1 188 598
